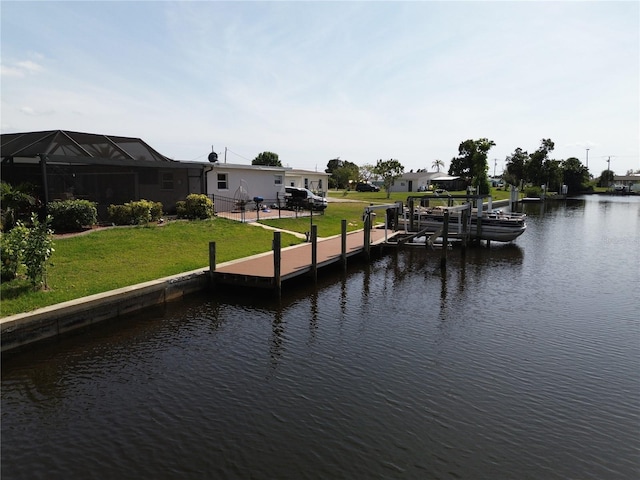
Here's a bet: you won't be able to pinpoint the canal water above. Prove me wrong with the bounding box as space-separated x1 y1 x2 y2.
2 195 639 479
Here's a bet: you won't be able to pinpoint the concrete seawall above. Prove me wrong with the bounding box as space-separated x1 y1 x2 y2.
1 268 210 353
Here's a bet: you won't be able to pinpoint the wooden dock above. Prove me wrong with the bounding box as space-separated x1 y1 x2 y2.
211 223 396 292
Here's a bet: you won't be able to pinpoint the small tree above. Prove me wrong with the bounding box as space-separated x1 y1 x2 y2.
326 158 359 189
525 139 555 187
504 147 528 187
359 163 377 182
373 159 404 199
598 169 615 188
21 213 55 290
450 139 494 194
252 151 282 167
561 157 590 194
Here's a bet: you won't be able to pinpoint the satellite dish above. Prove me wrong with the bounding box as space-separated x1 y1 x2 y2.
208 152 219 163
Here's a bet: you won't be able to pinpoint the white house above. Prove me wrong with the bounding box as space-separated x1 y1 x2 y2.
387 171 463 193
205 162 289 211
285 169 330 195
613 174 640 193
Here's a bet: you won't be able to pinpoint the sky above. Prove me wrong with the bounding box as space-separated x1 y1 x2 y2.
1 1 638 176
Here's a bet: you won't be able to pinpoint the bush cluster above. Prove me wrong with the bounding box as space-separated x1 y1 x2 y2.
0 214 54 288
176 194 214 220
47 199 98 233
107 200 163 225
1 223 28 281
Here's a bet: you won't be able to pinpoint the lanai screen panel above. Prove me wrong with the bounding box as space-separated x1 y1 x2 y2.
111 136 170 162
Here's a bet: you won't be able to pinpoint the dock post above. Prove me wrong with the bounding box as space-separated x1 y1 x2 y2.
461 209 468 250
311 224 318 283
476 203 482 243
363 211 371 260
273 232 281 297
209 241 216 281
441 210 449 270
341 219 347 270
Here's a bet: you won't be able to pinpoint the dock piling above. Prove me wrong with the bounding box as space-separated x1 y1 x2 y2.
273 232 282 297
209 241 216 278
440 210 449 269
341 219 347 270
311 224 318 283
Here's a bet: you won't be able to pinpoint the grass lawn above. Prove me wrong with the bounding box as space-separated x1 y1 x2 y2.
327 187 512 203
0 218 303 318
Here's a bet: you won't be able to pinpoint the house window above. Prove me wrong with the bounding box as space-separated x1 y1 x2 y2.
304 178 309 189
217 173 228 190
318 179 323 191
161 172 174 190
274 174 283 186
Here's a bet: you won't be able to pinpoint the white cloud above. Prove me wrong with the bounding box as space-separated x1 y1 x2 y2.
0 59 44 77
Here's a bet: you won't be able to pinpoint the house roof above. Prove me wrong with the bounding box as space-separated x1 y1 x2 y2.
431 175 460 181
399 172 431 181
206 162 288 172
399 171 453 181
286 169 330 176
1 130 175 165
614 175 640 182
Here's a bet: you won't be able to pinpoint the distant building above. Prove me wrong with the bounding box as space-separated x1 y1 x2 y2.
388 171 463 193
612 174 640 193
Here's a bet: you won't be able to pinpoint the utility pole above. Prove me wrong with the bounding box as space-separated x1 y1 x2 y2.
607 156 612 187
493 158 497 178
586 148 589 169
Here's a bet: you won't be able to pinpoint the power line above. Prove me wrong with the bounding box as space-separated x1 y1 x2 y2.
225 148 252 162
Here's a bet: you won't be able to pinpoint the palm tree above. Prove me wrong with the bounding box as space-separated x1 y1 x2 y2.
432 159 444 172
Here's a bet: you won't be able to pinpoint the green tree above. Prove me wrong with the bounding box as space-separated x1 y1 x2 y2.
252 151 282 167
449 138 494 194
598 169 615 188
525 139 554 187
504 148 528 187
325 158 359 189
431 159 445 172
373 159 404 199
359 163 377 182
542 159 562 192
561 157 589 194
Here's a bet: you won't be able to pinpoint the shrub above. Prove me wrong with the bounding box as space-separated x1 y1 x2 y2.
22 214 55 289
524 186 543 198
107 204 131 225
0 223 28 281
48 199 98 232
1 181 37 232
107 200 163 225
175 201 187 219
178 194 214 220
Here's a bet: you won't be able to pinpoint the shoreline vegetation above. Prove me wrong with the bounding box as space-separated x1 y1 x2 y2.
0 187 573 318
